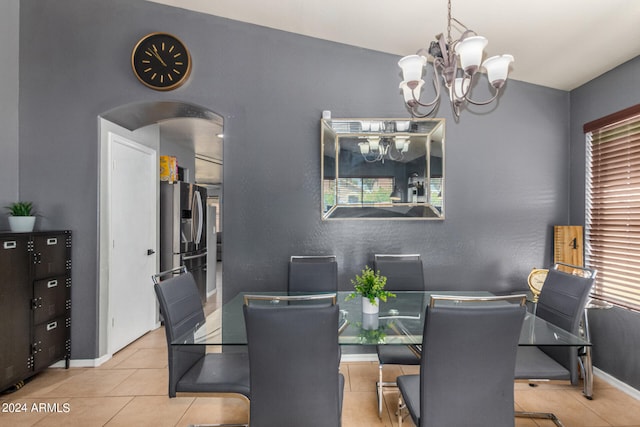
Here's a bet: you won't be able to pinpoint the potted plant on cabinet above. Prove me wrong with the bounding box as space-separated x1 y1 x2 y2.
5 202 36 232
346 266 395 314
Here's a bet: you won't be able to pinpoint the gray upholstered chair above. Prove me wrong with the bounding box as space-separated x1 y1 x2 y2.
397 294 527 427
153 271 249 427
515 263 595 425
243 295 344 427
373 253 425 417
288 255 338 293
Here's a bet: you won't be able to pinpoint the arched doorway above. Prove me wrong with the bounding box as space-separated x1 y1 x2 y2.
98 101 223 356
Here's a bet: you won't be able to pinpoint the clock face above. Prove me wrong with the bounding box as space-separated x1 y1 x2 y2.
527 268 549 295
131 33 191 91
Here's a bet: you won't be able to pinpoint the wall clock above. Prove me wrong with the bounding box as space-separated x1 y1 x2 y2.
131 32 192 91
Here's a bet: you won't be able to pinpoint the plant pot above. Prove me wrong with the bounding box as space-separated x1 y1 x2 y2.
362 312 379 330
362 296 380 314
8 216 36 233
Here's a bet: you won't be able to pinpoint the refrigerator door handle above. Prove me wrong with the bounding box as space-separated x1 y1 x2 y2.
192 190 204 245
182 251 207 261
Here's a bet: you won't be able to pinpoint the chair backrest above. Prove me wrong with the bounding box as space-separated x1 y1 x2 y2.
374 254 424 291
419 295 526 427
153 272 205 397
243 302 341 427
288 255 338 293
536 264 595 383
244 293 337 306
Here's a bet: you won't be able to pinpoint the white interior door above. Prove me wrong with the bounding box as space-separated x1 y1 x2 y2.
107 133 157 354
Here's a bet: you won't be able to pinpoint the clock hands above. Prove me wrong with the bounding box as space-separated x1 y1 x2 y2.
146 47 167 67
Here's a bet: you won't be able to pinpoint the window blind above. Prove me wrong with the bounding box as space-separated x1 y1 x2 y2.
336 177 394 205
585 105 640 311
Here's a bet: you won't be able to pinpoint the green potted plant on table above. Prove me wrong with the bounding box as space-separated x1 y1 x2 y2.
346 266 395 314
5 202 36 233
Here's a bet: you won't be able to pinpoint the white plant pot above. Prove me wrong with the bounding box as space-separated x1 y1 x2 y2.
8 216 36 233
362 312 379 330
362 296 380 314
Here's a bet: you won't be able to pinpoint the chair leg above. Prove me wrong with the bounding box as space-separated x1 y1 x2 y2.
377 363 400 418
516 411 564 427
377 363 383 418
397 394 406 427
579 346 594 399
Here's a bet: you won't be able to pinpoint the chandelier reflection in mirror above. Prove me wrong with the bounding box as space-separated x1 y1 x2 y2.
398 0 514 120
358 136 410 164
356 119 411 164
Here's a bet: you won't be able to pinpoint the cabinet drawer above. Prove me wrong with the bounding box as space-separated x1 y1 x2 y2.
33 316 70 371
33 276 71 325
32 233 70 279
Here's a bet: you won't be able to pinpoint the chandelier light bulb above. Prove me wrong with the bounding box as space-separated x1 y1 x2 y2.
455 35 488 75
358 142 370 154
398 55 427 82
368 137 380 151
395 136 409 151
453 77 470 100
483 54 514 88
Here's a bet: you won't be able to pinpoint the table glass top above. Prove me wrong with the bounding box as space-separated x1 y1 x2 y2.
172 291 591 347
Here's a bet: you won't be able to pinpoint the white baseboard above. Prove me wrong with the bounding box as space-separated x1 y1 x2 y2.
340 353 378 362
594 368 640 400
49 354 112 368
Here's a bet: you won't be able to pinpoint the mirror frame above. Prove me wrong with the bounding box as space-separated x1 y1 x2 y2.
321 118 445 220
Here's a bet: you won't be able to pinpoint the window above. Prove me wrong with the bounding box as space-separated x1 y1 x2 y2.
336 177 395 205
585 104 640 311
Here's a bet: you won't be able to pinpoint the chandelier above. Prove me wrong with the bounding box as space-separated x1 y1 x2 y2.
358 136 410 164
398 0 514 119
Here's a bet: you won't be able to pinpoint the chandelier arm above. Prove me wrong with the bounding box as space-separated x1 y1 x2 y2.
456 27 477 39
411 87 439 108
452 104 461 120
361 152 382 163
408 101 440 118
409 61 443 109
438 35 452 68
386 144 405 161
464 87 502 106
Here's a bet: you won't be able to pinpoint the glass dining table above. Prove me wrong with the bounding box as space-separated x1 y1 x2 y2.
172 291 593 398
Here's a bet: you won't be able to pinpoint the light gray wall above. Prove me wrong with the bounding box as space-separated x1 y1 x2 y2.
19 0 569 359
0 0 20 227
569 56 640 390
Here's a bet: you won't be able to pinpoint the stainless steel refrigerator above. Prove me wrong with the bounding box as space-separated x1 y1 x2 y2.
160 181 208 302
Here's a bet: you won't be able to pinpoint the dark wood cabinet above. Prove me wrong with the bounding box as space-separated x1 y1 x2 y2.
0 231 71 392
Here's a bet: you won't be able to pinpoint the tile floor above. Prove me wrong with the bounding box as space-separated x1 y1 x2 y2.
2 295 640 426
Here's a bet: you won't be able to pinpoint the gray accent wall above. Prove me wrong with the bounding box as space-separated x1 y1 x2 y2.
14 0 574 368
0 0 20 223
569 56 640 390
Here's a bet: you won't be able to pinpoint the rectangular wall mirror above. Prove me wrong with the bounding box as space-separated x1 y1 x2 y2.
321 118 445 220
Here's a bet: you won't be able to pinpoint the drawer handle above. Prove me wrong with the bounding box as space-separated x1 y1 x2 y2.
3 241 17 249
46 321 58 331
47 280 58 288
47 238 58 245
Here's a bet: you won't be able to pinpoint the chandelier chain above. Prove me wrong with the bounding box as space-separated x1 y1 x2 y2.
446 0 452 44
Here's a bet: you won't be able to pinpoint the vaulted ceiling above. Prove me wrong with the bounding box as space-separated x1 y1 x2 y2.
148 0 640 91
